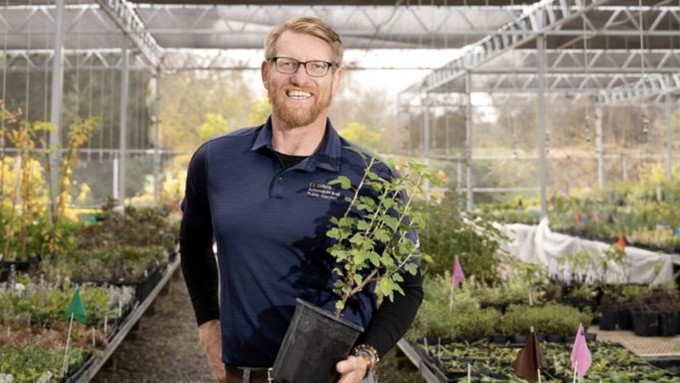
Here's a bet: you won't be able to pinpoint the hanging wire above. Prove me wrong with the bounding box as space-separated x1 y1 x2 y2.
87 52 94 161
133 70 139 158
131 71 137 157
583 12 592 144
98 56 106 162
74 5 82 124
43 46 49 122
510 109 518 160
136 70 144 157
639 0 650 141
23 0 32 122
109 59 115 161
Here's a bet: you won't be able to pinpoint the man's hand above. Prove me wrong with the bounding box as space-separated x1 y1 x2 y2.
198 319 226 383
336 355 369 383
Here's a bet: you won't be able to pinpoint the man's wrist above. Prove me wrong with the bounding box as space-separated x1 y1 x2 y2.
352 344 379 373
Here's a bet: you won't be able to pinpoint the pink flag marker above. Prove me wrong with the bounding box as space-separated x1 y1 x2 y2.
453 256 465 288
592 211 600 224
571 323 592 378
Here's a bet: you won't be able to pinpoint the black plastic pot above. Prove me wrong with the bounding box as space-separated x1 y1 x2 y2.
0 255 41 282
598 305 617 331
271 298 364 383
632 309 659 337
616 302 635 330
658 311 679 336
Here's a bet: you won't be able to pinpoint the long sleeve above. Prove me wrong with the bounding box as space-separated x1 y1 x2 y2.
179 143 220 326
355 268 423 358
179 218 219 325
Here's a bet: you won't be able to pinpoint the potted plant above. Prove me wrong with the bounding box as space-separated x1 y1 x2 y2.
271 154 435 383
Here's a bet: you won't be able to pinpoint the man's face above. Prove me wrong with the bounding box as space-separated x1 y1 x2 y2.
262 31 342 129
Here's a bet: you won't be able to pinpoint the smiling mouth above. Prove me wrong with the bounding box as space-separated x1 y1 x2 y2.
286 90 312 99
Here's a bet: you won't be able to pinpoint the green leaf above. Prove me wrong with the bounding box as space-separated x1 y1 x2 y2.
373 228 391 243
368 251 381 267
356 220 371 231
327 228 341 239
337 176 352 190
404 262 418 275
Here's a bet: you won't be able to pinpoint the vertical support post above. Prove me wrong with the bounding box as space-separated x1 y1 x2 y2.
113 156 119 200
666 93 674 183
49 0 65 216
395 96 401 155
422 94 430 202
596 105 604 188
445 98 450 156
465 71 473 212
456 160 463 197
537 34 548 218
118 43 129 210
153 66 162 204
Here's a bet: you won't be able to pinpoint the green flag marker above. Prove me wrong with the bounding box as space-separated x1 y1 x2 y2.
64 289 88 325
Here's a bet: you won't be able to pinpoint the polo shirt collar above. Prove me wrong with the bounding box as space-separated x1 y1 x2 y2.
251 117 342 173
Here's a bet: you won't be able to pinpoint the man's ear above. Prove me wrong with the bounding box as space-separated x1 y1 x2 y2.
261 60 269 90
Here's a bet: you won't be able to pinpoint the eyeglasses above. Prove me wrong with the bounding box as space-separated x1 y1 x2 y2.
269 57 336 77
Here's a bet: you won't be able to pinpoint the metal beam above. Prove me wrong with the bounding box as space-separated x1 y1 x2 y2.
398 0 609 102
1 50 150 71
597 73 680 104
94 0 161 67
134 4 521 50
49 0 65 217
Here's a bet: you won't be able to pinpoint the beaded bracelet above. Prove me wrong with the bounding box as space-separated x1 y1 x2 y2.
352 344 380 373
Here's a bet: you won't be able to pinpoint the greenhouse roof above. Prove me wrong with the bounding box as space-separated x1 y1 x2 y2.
1 0 679 103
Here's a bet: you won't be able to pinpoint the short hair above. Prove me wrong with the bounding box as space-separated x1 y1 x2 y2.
264 17 344 67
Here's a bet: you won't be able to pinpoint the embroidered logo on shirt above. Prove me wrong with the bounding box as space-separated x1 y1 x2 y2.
307 182 341 200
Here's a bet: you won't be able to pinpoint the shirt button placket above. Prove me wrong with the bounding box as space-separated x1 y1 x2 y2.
270 174 284 198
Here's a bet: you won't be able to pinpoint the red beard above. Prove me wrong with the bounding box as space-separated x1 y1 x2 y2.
268 85 332 128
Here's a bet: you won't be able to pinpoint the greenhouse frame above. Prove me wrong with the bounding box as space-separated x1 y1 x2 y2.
1 0 677 215
2 1 680 382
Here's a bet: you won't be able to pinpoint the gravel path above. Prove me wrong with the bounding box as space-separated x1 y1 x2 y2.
89 268 424 383
91 269 214 383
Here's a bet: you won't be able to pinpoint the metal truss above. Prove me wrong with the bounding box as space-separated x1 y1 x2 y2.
0 49 150 71
399 0 680 104
2 1 679 103
479 49 680 75
1 4 125 50
94 0 161 66
598 73 680 105
132 3 522 50
0 2 159 65
0 2 523 68
416 48 678 94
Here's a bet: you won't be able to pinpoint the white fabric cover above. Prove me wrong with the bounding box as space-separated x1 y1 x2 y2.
498 218 674 285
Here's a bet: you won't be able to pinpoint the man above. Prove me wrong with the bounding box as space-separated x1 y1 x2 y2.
180 16 423 383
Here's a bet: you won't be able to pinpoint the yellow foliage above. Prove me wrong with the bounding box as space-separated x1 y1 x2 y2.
0 156 50 215
128 154 190 210
636 162 676 188
568 186 595 199
248 97 272 126
338 122 384 151
199 113 231 141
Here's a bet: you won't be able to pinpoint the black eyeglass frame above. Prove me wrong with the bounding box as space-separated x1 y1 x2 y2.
268 56 337 77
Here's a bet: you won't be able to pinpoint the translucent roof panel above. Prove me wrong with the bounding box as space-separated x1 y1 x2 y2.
134 4 522 50
0 1 524 52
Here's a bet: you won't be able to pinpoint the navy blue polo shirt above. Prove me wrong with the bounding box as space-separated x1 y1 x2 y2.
182 118 394 367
